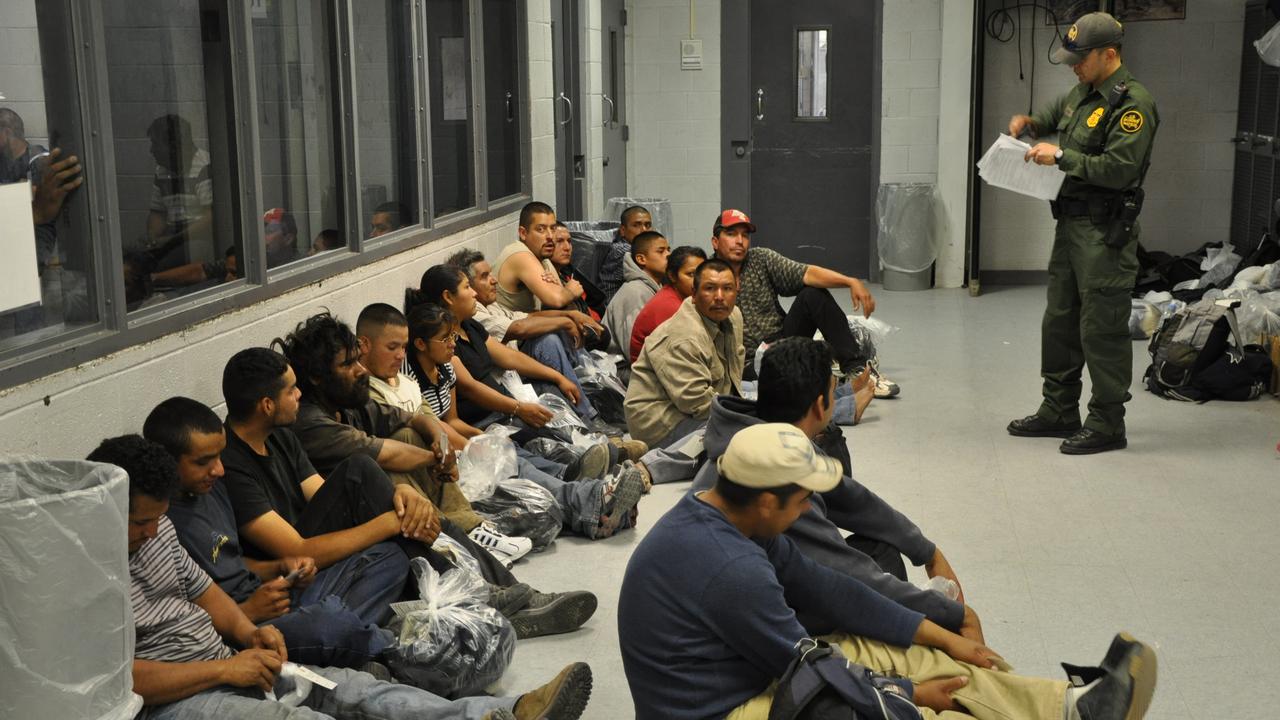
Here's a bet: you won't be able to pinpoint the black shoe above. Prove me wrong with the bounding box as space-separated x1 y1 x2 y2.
488 581 535 617
1062 632 1157 720
1007 414 1081 438
1060 428 1127 455
509 590 598 639
562 443 610 482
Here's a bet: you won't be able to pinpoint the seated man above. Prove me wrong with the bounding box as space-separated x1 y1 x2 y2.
602 230 669 357
271 312 531 565
448 248 602 419
618 423 1157 720
625 259 743 449
401 301 645 541
711 208 896 396
692 337 978 637
145 396 406 669
598 204 653 301
629 245 706 363
88 434 593 720
144 114 214 270
226 342 593 638
492 201 584 313
550 222 608 322
369 201 409 238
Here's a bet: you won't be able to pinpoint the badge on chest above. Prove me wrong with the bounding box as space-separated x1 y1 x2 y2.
1086 107 1106 128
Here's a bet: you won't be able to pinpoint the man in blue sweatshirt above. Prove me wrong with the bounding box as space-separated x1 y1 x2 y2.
691 337 976 637
618 422 1157 719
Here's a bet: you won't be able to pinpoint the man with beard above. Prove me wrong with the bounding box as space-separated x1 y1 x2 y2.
278 313 596 637
492 201 584 312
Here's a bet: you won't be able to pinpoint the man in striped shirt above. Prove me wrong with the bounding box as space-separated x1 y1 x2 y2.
88 434 593 719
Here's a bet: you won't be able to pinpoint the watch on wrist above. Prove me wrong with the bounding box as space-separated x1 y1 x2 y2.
1054 148 1064 162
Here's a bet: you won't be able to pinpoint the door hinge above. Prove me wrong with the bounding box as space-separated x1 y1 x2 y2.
621 9 628 26
622 125 630 141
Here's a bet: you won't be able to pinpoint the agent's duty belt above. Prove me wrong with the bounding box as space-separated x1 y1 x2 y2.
1049 195 1120 219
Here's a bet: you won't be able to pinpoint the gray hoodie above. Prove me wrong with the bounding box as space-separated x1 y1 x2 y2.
603 252 661 356
690 394 965 632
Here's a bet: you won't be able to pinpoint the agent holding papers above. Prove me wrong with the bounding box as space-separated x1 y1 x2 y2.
1002 12 1158 455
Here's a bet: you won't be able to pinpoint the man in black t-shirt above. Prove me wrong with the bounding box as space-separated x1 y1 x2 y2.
269 317 600 639
144 396 406 669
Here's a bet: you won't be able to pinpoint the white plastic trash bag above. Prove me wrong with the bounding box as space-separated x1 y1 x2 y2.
0 459 143 720
1257 21 1280 67
876 183 939 273
457 426 519 502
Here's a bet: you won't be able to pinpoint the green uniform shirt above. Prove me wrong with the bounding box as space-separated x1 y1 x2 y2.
1030 64 1158 198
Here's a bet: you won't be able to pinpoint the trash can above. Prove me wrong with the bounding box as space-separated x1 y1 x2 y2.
0 459 141 720
563 220 621 287
605 197 674 242
876 183 938 291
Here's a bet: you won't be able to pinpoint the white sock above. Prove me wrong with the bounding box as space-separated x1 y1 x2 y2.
1064 678 1101 720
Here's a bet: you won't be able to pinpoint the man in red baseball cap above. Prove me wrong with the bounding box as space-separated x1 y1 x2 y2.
711 209 895 396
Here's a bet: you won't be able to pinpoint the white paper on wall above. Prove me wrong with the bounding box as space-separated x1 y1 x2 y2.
0 181 41 314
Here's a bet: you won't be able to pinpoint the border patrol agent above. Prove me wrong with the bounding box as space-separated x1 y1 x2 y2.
1006 12 1158 455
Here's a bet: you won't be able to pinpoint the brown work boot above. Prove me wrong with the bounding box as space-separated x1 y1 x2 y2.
609 436 649 463
513 662 593 719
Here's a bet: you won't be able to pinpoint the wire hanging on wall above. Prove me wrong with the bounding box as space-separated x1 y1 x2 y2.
985 1 1069 115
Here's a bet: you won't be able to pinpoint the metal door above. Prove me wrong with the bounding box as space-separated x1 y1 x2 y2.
722 0 877 276
550 0 584 219
601 0 627 201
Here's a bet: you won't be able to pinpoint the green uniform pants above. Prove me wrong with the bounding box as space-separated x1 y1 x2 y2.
1038 216 1139 435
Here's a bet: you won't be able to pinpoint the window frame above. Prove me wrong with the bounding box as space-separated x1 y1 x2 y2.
0 0 530 391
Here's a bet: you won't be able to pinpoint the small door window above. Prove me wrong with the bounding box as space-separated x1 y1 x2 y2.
796 28 829 120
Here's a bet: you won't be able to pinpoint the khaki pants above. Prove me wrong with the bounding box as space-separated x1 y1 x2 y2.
388 427 483 532
727 635 1067 720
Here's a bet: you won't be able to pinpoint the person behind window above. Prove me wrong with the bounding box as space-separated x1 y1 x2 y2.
144 114 214 270
369 201 409 238
263 207 299 268
311 228 344 255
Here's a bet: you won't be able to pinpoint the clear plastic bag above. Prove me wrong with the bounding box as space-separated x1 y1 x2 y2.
1237 291 1280 345
1257 20 1280 67
385 557 516 698
753 340 771 377
432 532 485 579
472 478 564 551
575 349 628 397
849 316 899 346
537 392 588 431
0 459 142 720
457 426 519 502
500 370 539 404
876 183 939 273
1199 246 1242 288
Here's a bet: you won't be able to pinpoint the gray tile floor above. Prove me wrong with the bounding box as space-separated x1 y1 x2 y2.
496 284 1280 719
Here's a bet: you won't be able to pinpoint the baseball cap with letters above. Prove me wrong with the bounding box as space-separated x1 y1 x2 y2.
716 423 842 493
1052 12 1124 65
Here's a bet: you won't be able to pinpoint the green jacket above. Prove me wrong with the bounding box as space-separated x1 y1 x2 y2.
1030 64 1159 197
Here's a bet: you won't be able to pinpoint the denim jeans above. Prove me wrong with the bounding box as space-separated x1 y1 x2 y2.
261 542 407 667
520 332 595 419
514 447 604 537
139 665 514 720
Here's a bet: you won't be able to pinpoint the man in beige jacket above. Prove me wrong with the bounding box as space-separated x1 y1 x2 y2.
625 258 744 448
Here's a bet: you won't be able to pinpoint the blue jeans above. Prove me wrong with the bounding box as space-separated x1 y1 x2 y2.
515 447 605 537
262 542 407 667
520 332 595 419
139 665 512 720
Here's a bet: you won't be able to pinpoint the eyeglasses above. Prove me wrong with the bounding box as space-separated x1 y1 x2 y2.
429 332 461 345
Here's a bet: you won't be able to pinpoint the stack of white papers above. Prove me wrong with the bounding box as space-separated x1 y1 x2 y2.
977 134 1066 202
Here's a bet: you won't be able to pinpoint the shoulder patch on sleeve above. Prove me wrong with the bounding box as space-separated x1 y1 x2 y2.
1119 110 1144 133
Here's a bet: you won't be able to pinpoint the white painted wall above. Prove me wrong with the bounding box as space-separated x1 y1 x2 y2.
0 0 47 145
881 0 942 186
978 0 1246 271
0 7 560 457
624 0 721 247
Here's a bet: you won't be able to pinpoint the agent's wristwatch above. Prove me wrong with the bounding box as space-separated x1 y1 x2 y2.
1054 148 1064 162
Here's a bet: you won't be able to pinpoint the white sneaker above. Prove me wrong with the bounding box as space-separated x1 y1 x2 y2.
867 360 900 399
469 523 533 566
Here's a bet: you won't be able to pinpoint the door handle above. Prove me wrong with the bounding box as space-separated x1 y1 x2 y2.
755 88 765 121
602 93 616 127
505 91 514 123
558 92 574 126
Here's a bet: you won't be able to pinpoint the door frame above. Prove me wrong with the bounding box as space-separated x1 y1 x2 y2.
720 0 883 281
551 0 585 219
